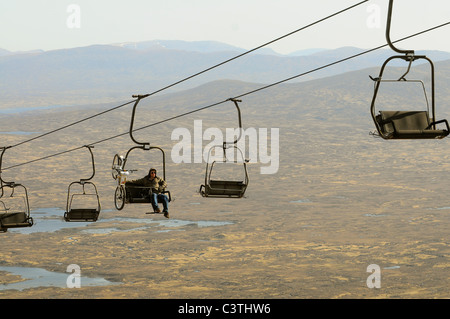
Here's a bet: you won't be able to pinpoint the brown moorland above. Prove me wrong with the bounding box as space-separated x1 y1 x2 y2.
0 62 449 299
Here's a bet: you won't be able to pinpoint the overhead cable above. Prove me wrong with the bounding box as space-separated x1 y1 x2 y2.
3 21 450 171
7 0 368 149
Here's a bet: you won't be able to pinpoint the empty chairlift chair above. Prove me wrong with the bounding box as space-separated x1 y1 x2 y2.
0 183 33 232
0 147 33 232
64 145 101 222
369 0 449 140
200 98 249 198
200 144 249 198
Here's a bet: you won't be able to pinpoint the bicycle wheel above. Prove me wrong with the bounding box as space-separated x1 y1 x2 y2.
114 185 125 210
112 154 122 180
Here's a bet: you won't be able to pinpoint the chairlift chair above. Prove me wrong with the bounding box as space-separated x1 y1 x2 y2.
199 98 249 198
200 144 249 198
112 95 171 210
112 146 172 210
0 147 33 232
64 145 101 222
369 0 449 140
370 57 449 140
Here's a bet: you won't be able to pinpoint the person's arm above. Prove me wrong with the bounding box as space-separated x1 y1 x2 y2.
158 178 167 191
128 176 146 186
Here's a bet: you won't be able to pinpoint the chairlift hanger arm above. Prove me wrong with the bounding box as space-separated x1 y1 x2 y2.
129 95 151 148
0 146 16 186
80 145 96 183
386 0 415 56
223 98 244 148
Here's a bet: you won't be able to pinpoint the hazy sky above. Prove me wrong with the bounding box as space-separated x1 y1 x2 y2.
1 0 450 53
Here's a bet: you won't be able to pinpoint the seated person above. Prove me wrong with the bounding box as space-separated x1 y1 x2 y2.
127 168 169 218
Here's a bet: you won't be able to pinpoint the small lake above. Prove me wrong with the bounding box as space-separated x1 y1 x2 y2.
1 207 234 291
0 105 68 114
0 131 40 135
81 218 233 234
6 207 234 234
289 199 311 203
6 207 95 234
0 266 120 291
430 206 450 210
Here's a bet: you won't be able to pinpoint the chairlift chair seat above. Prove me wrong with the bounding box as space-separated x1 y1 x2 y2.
201 180 247 198
376 111 449 139
0 212 33 230
125 185 171 204
64 208 99 222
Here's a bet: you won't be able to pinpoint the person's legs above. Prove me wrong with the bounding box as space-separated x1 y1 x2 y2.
158 194 169 213
150 193 160 212
157 194 169 218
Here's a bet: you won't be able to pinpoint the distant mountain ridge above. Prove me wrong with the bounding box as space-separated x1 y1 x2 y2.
1 40 449 108
3 39 450 58
113 40 252 54
0 48 10 56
